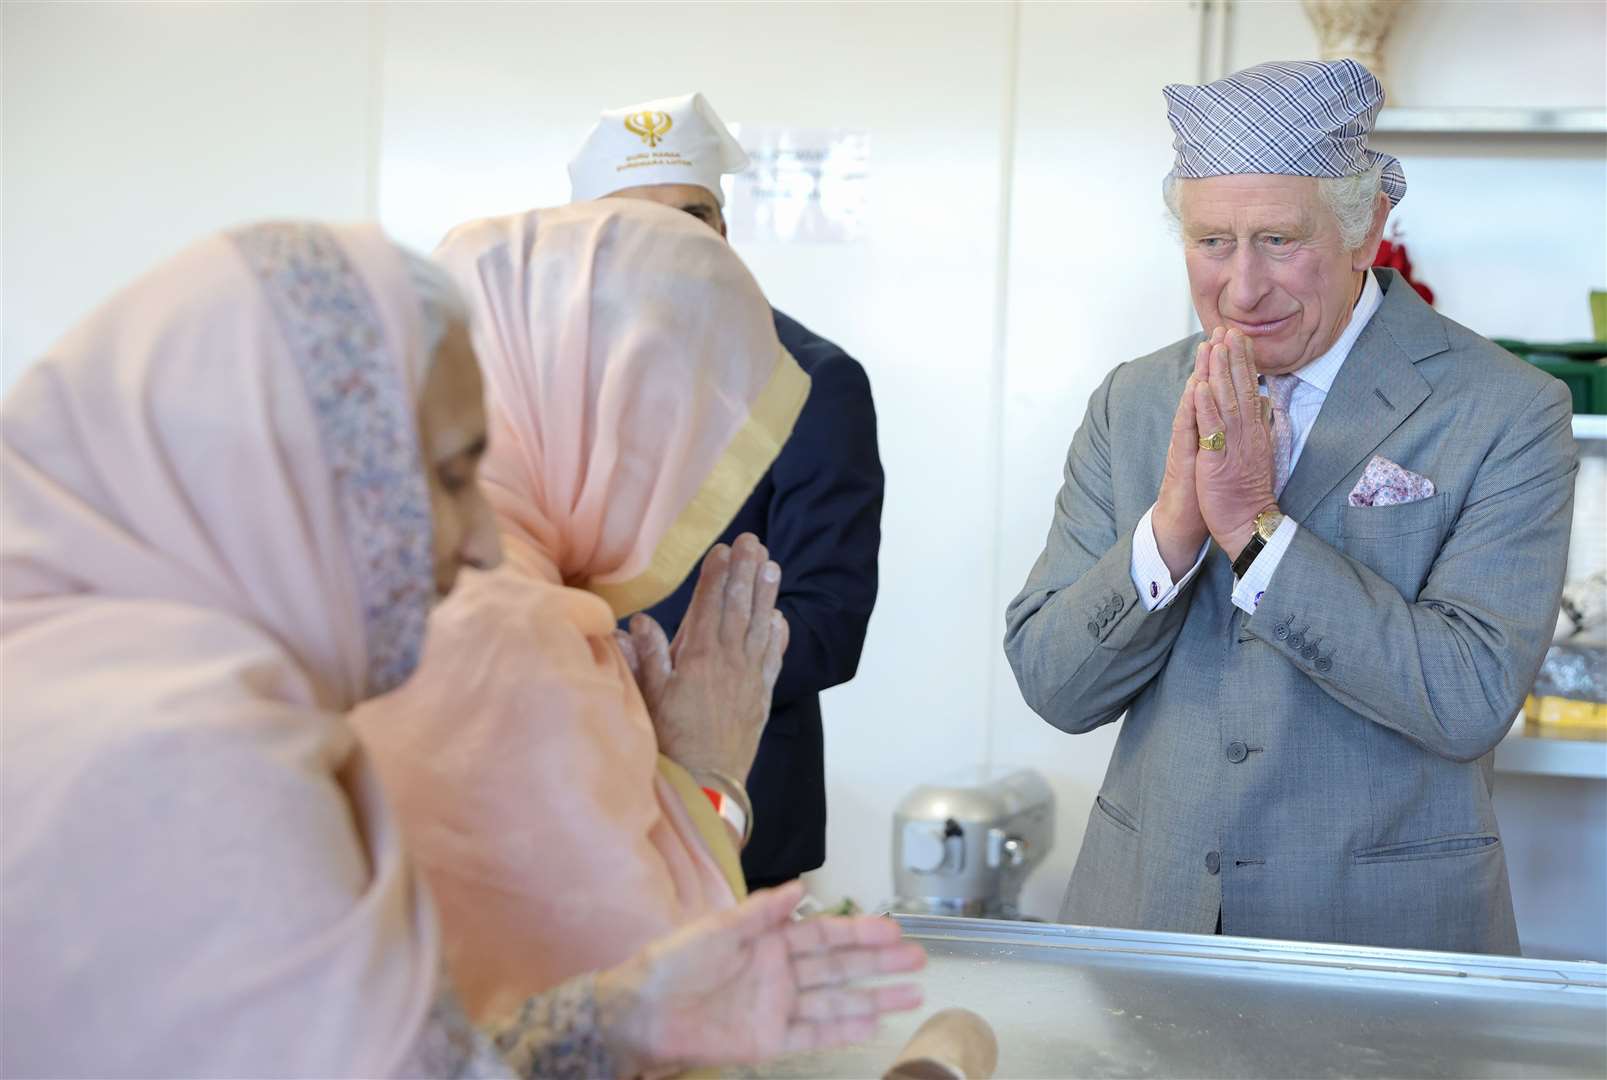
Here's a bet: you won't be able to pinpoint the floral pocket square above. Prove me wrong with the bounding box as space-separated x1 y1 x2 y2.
1349 455 1436 507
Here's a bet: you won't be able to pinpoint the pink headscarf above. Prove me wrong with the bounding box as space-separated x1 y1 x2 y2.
2 223 445 1076
354 200 809 1022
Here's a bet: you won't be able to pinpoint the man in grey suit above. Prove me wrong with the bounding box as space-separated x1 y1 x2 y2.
1005 59 1576 954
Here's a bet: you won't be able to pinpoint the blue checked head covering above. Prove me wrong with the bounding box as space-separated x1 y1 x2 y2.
1164 58 1406 206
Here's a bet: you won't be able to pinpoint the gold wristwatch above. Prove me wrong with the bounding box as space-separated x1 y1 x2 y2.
1231 507 1285 579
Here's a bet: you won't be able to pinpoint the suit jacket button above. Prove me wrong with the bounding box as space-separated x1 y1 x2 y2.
1302 644 1318 660
1112 594 1125 612
1274 623 1289 640
1226 741 1249 764
1088 621 1101 639
1205 851 1221 875
1288 633 1305 651
1315 656 1333 673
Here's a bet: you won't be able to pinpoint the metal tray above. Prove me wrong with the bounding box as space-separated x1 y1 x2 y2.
752 916 1607 1079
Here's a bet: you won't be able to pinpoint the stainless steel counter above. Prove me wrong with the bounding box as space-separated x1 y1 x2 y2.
753 916 1607 1079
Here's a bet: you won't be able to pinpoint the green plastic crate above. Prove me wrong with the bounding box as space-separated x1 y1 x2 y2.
1492 339 1607 416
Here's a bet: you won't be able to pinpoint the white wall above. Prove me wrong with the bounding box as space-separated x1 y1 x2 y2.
1 2 378 386
4 0 1604 957
987 0 1200 922
1234 0 1607 109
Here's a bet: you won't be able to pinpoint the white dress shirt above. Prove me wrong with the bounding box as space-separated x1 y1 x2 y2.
1132 269 1384 615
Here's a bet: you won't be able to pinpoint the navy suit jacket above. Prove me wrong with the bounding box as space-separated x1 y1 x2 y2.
631 309 883 884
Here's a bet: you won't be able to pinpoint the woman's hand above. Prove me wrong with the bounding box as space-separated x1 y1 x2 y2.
596 881 926 1075
617 533 788 779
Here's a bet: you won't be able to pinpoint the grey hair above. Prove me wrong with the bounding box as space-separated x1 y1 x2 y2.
400 249 468 361
1162 160 1386 250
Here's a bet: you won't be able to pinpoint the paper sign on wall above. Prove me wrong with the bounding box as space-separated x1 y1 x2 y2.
725 127 869 244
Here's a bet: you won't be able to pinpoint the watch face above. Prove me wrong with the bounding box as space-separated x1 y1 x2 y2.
1257 511 1284 541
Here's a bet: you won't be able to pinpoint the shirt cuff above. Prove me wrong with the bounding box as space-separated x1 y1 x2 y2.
1231 515 1299 615
1131 505 1208 611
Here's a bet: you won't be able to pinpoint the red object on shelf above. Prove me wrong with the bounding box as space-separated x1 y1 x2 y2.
1374 224 1435 306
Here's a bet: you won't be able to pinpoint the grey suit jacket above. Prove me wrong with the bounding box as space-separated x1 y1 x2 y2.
1004 270 1576 954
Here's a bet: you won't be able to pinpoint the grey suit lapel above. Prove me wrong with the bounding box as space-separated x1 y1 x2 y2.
1279 269 1447 522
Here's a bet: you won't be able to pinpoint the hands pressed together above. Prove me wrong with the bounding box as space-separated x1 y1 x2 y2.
617 533 787 781
1152 326 1281 579
610 543 927 1076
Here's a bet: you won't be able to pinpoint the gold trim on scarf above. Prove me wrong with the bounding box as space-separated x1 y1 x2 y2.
656 756 748 900
589 345 810 617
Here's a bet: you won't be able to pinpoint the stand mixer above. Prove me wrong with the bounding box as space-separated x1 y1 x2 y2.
888 769 1054 920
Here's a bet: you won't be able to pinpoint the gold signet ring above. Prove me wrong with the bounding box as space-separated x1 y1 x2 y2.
1199 430 1226 452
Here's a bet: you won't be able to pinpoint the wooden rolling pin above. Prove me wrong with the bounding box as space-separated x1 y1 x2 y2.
882 1008 999 1080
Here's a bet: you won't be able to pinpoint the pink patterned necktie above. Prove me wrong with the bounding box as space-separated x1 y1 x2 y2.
1266 374 1299 496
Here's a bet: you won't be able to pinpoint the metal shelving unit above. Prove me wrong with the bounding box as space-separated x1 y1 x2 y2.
1573 413 1607 441
1496 725 1607 781
1373 107 1607 136
1492 414 1606 779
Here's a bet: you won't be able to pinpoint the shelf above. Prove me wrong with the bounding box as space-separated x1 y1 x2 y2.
1574 414 1607 441
1495 725 1607 780
1373 107 1607 136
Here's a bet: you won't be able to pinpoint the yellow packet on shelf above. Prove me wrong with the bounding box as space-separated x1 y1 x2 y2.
1525 694 1607 740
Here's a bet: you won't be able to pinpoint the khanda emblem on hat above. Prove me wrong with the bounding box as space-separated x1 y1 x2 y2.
624 110 673 147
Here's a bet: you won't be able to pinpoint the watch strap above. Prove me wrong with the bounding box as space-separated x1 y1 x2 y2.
1231 532 1267 579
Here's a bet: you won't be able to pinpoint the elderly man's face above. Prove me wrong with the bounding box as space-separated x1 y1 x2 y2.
607 183 727 238
1179 174 1383 375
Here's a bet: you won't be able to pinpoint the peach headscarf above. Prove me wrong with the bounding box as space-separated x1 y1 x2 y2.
354 200 809 1021
1 223 446 1076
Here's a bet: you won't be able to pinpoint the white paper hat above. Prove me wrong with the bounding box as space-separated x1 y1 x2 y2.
569 92 750 207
